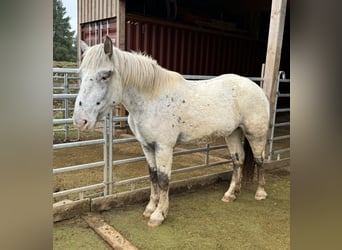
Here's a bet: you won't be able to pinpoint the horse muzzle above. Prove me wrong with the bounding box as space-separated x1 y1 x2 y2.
73 117 96 131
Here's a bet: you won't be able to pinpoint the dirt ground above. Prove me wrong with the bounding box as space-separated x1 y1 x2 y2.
53 168 290 249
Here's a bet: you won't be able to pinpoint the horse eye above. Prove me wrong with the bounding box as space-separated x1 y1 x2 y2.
102 76 107 81
96 102 100 105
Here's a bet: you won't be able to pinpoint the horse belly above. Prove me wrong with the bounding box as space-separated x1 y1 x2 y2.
179 107 238 144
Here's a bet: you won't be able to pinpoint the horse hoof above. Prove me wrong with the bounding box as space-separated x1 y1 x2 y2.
147 219 163 227
143 211 151 218
255 191 267 200
221 194 236 202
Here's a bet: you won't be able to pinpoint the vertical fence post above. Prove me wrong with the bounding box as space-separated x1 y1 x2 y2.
268 72 281 160
108 111 113 195
103 114 109 196
64 73 69 141
205 143 210 165
103 112 114 196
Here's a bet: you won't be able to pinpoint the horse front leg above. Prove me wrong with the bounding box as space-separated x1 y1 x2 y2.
147 144 173 227
141 145 159 218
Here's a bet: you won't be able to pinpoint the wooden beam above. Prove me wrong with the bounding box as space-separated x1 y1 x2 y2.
116 0 126 49
262 0 287 157
82 213 138 250
263 0 287 98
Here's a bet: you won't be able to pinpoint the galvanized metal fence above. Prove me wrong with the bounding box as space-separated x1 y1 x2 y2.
267 71 290 160
53 68 289 200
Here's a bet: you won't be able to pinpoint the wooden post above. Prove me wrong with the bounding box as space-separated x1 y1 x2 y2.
77 0 81 67
117 0 127 129
117 0 126 49
263 0 287 159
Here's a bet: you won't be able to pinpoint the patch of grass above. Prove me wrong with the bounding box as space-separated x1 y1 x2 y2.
53 61 78 68
101 170 290 250
53 170 289 249
53 217 111 250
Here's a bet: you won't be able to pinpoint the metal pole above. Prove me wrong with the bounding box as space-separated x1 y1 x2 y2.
205 143 210 165
108 111 113 195
268 71 284 160
64 73 69 141
103 114 109 196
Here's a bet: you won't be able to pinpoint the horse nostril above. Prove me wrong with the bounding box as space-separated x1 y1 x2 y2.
79 101 82 106
83 119 88 125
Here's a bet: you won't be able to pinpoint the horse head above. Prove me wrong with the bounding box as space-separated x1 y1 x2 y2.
73 36 122 131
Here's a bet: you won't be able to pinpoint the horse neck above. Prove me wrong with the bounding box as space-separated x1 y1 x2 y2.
113 47 184 99
113 48 155 90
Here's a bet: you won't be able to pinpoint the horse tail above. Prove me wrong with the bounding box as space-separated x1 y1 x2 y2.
243 138 255 182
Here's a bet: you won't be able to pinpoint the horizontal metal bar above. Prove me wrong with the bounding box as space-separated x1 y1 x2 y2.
276 108 290 113
112 116 128 122
113 174 149 186
272 135 290 141
173 145 227 157
53 108 68 112
112 137 138 144
53 128 78 132
53 161 105 174
113 160 231 187
53 139 104 149
53 117 126 126
112 144 228 166
53 118 73 125
272 148 290 154
274 122 290 127
183 75 216 80
182 75 264 82
53 94 78 99
171 160 231 175
279 93 290 97
248 77 264 81
113 156 146 166
52 69 285 85
53 68 79 73
53 183 105 198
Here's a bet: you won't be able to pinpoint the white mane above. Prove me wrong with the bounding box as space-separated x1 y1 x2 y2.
80 44 185 97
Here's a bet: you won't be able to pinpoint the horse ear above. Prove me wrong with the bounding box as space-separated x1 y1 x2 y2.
104 36 113 58
80 40 89 54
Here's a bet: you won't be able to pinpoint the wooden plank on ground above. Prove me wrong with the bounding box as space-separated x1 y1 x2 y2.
264 158 290 172
53 199 90 222
82 213 138 250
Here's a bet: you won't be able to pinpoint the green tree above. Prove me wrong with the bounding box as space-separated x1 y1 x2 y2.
53 0 77 62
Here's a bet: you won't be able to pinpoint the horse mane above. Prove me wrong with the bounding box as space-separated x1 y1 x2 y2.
80 44 184 97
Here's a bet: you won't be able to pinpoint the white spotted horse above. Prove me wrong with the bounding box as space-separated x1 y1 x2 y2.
73 36 270 227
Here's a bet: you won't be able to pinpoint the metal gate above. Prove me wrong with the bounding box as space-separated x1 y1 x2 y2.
53 69 289 201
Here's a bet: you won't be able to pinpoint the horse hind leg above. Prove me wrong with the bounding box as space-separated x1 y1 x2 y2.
222 129 244 202
246 135 268 200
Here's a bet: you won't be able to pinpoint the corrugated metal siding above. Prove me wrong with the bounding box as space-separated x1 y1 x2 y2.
80 14 267 76
79 0 117 24
125 15 267 76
